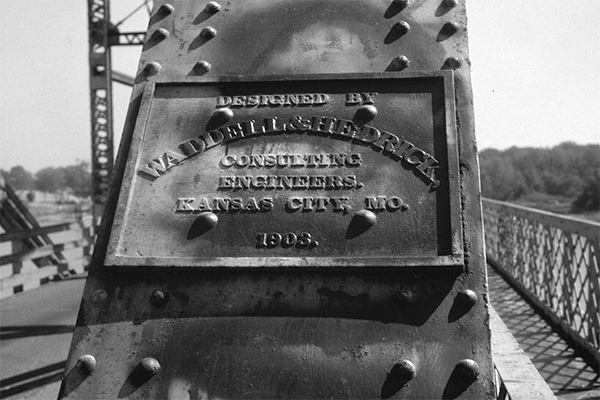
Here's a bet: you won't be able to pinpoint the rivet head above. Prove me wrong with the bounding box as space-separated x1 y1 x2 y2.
456 289 478 309
213 107 234 124
197 212 219 230
77 355 97 374
353 210 377 229
395 289 416 305
456 359 480 381
150 290 168 307
355 105 378 122
391 360 416 380
392 21 411 35
442 0 459 9
392 55 410 71
206 1 221 14
201 26 217 39
442 21 460 35
445 57 462 70
154 28 170 41
138 357 161 378
158 4 174 16
91 289 108 306
194 60 212 75
144 62 162 76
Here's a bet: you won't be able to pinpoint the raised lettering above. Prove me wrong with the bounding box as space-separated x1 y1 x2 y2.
176 198 195 211
345 93 361 105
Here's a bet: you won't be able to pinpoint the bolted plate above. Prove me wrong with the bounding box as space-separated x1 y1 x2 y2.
105 72 462 268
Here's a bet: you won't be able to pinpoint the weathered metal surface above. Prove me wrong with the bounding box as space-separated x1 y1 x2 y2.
105 73 462 268
62 0 493 399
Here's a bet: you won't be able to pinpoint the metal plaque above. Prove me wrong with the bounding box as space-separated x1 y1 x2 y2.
106 72 462 267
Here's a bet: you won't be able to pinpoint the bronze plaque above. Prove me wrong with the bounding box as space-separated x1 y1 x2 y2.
106 72 462 267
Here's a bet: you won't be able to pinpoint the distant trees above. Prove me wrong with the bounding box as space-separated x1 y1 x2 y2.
2 166 35 190
479 143 600 212
0 161 92 197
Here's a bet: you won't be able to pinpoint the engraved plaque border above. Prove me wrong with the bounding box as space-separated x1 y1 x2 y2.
105 72 463 268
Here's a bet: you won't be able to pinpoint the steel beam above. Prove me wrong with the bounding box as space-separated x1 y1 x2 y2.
87 0 114 225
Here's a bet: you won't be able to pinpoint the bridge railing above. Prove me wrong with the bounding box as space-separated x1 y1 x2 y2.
0 215 94 299
482 198 600 367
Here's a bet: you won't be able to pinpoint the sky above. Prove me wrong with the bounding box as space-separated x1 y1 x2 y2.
0 0 598 173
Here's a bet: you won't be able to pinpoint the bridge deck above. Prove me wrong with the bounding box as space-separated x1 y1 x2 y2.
488 266 599 399
0 268 598 400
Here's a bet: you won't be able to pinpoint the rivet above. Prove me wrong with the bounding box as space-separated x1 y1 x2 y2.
391 360 416 380
137 357 161 379
396 289 416 305
154 28 170 41
91 289 108 305
355 105 378 122
213 107 234 124
157 4 174 16
197 212 218 230
144 62 162 76
445 57 462 70
442 21 460 36
353 210 377 230
456 289 478 309
206 1 221 14
392 21 411 35
391 55 410 71
150 290 168 307
77 354 97 374
200 26 217 39
455 359 480 381
442 0 459 9
194 60 212 74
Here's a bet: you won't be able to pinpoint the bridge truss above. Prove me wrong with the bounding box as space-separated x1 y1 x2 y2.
87 0 147 223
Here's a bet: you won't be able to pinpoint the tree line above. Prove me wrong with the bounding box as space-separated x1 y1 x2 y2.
1 161 92 197
479 142 599 213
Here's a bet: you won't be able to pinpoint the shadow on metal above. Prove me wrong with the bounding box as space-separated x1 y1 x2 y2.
0 325 74 340
488 267 600 397
57 364 89 400
0 360 65 398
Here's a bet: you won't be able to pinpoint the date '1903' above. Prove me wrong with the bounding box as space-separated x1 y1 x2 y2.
256 232 318 249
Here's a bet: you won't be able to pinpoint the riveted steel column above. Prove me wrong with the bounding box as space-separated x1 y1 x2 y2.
87 0 114 226
64 1 494 399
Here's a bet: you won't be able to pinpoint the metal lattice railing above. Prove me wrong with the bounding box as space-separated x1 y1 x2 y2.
482 199 600 366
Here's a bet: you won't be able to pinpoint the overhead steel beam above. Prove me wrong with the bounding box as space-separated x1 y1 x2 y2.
88 1 146 227
108 31 146 46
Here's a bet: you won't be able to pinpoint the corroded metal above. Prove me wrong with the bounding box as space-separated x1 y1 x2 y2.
104 72 462 268
63 1 493 398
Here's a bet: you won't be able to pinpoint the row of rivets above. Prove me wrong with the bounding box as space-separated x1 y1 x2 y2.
144 3 221 78
75 353 475 393
196 2 220 74
76 355 161 383
439 0 460 67
383 358 478 397
386 0 461 71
